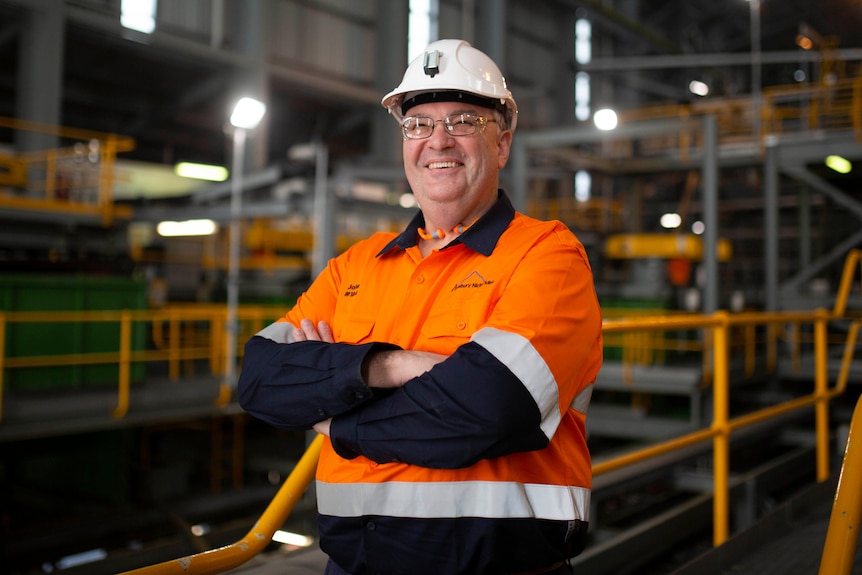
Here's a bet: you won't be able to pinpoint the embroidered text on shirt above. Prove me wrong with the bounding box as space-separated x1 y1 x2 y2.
452 271 494 292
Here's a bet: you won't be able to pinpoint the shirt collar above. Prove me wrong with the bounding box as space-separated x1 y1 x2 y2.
376 190 515 258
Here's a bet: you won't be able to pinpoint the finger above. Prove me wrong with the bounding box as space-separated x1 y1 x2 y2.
317 321 335 343
292 325 306 342
299 318 321 341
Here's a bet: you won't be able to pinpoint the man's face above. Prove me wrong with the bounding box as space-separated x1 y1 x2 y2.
402 101 512 216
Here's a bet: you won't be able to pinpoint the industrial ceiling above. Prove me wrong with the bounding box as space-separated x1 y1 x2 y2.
0 0 860 201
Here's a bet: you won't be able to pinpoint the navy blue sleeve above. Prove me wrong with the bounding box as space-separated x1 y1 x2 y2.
328 341 548 469
237 335 398 431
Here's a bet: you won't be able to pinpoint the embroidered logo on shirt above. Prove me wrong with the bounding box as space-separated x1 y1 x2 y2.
343 283 360 297
452 271 494 292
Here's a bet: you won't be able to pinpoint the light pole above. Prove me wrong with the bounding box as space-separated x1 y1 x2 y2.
223 97 266 400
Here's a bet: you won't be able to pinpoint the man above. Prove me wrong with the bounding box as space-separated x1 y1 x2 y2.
238 39 602 575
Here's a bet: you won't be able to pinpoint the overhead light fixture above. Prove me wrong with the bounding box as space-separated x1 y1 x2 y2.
593 108 618 131
157 219 218 237
230 97 267 130
825 155 852 174
826 155 853 174
795 34 814 50
120 0 157 34
689 80 709 97
175 162 229 182
660 212 682 229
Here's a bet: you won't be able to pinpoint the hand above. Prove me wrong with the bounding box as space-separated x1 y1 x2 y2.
292 318 335 343
313 418 332 436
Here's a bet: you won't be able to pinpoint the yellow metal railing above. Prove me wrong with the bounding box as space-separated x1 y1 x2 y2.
120 433 325 575
818 392 862 575
112 306 859 574
4 248 862 573
0 116 135 225
0 304 284 422
606 69 862 163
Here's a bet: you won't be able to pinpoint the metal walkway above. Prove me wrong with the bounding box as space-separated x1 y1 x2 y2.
669 476 862 575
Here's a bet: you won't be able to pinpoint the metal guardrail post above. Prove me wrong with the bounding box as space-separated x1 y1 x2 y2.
711 310 731 546
814 308 831 482
169 310 180 380
113 310 132 418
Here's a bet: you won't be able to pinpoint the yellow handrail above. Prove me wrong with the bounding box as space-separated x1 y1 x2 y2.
818 393 862 575
121 434 324 575
108 302 858 574
0 306 285 423
5 244 862 572
0 116 136 226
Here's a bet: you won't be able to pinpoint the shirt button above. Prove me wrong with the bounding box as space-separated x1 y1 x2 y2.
366 521 376 530
415 275 425 284
457 321 466 330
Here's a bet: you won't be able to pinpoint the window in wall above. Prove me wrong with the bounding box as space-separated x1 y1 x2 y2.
575 71 590 121
121 0 157 34
409 0 439 62
575 169 591 202
575 18 591 64
574 18 591 121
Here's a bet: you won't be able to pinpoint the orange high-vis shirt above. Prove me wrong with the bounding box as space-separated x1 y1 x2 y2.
239 192 603 574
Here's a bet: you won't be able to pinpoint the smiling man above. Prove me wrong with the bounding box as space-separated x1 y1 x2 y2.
238 39 603 575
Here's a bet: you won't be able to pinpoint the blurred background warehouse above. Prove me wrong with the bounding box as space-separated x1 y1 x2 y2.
0 0 861 573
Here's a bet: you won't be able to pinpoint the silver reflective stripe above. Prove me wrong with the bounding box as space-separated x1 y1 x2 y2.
316 480 590 521
256 321 296 344
471 327 560 440
570 383 593 415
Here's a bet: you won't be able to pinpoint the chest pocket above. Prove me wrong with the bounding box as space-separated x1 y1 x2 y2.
336 316 376 344
419 294 493 350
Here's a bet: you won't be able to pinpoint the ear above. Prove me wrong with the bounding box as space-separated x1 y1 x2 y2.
496 129 513 169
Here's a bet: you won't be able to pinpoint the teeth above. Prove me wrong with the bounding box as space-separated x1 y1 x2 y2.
428 161 459 169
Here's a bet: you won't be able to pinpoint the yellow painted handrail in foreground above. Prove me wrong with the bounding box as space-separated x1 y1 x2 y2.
121 434 324 575
110 305 859 574
5 251 862 573
819 393 862 575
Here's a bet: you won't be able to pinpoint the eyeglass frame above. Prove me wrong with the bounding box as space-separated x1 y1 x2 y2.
400 112 499 140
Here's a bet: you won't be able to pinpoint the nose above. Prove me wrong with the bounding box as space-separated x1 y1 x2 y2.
427 120 455 148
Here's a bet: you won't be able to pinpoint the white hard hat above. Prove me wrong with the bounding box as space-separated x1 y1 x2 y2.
382 39 518 132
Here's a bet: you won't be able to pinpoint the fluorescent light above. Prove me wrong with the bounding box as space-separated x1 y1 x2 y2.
56 548 107 569
157 219 218 237
825 155 852 174
175 162 229 182
593 108 618 131
121 0 157 33
230 97 267 129
272 530 315 547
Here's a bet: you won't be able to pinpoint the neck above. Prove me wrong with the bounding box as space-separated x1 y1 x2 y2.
417 217 478 242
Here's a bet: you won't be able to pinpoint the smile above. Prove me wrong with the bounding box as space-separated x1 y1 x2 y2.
427 161 461 169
